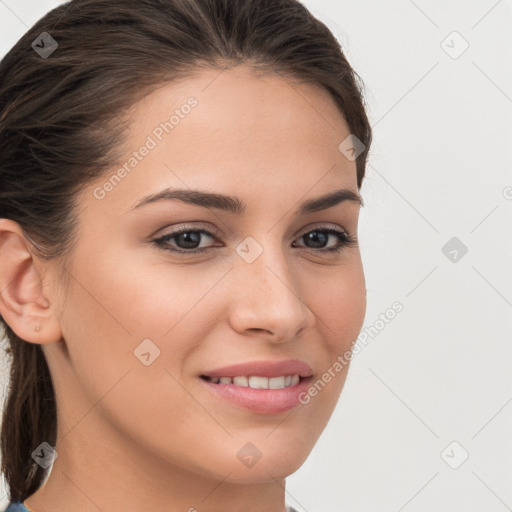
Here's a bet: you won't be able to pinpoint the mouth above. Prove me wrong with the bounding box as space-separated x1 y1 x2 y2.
198 374 314 415
199 374 303 389
198 359 314 414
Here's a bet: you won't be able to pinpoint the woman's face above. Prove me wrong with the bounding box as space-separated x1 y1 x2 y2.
43 65 366 484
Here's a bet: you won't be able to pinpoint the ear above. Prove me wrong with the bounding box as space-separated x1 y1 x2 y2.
0 218 62 344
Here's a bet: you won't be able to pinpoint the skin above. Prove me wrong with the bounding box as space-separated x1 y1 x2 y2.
0 64 366 512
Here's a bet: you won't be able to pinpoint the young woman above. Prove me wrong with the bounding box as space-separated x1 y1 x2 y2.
0 0 372 510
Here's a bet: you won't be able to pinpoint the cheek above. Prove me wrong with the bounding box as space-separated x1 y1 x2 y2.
54 257 217 446
57 252 230 414
306 261 366 351
68 247 210 341
54 253 190 395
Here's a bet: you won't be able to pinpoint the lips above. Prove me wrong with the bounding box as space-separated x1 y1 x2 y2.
200 359 313 379
198 359 314 414
199 375 313 414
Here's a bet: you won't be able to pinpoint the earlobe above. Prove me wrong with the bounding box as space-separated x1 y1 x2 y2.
0 218 62 345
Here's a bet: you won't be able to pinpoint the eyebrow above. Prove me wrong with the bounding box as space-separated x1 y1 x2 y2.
130 187 363 215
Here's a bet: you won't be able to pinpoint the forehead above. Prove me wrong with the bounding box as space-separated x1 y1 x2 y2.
85 65 357 215
125 65 352 158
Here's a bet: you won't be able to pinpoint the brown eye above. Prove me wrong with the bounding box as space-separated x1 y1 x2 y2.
293 228 357 253
152 225 357 256
153 226 220 254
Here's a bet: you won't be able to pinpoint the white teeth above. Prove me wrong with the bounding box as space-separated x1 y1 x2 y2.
268 376 286 389
248 376 268 389
205 374 301 389
233 376 249 387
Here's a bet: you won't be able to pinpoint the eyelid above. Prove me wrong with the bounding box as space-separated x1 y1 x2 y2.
297 222 348 236
155 221 349 242
152 221 355 256
156 222 222 239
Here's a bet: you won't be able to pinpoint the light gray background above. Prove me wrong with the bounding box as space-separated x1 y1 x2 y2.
1 1 511 511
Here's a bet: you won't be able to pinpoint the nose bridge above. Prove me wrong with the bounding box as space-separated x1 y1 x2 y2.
239 234 294 297
229 235 313 338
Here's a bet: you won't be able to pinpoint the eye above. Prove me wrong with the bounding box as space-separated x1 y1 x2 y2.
293 227 358 253
152 224 357 255
152 224 220 254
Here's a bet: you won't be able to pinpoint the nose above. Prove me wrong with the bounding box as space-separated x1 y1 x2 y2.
227 243 316 343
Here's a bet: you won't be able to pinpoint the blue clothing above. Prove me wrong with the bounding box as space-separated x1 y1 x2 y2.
3 503 30 512
5 501 299 511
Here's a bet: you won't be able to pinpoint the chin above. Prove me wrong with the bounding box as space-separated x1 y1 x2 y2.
185 437 312 484
222 456 308 484
230 440 313 483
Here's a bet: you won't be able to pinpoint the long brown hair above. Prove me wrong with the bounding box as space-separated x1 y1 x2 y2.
0 0 372 502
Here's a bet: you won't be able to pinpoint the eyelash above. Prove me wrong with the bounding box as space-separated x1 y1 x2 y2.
152 224 358 255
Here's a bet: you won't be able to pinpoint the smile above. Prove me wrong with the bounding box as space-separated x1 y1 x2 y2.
200 374 301 389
